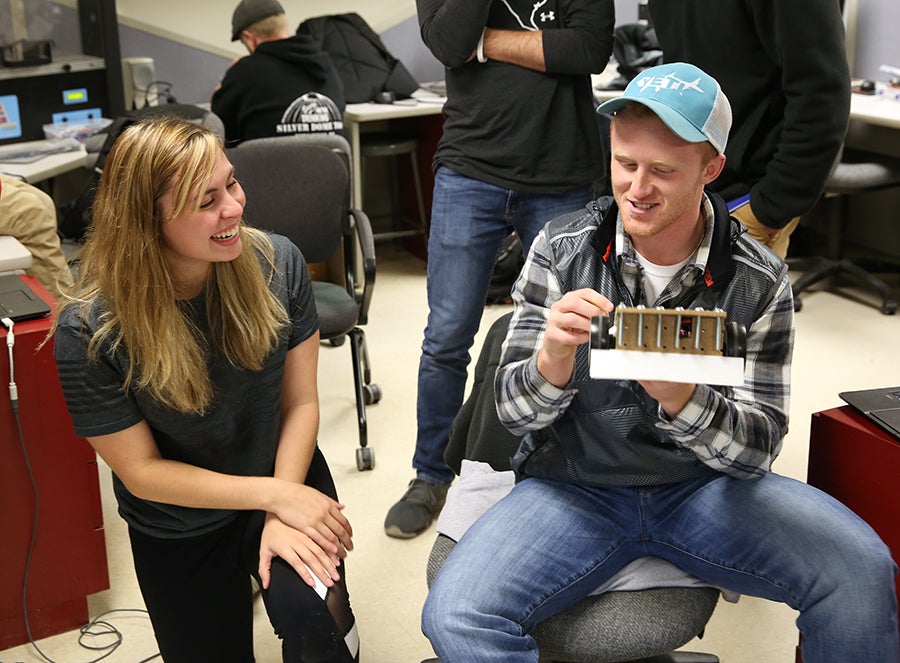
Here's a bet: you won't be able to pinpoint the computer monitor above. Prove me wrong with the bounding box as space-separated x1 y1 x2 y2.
0 55 110 146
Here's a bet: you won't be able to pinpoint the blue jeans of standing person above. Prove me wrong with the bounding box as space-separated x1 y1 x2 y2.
414 167 595 485
422 473 900 662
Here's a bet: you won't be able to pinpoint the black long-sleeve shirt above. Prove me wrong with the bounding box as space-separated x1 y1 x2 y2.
416 0 615 193
648 0 851 229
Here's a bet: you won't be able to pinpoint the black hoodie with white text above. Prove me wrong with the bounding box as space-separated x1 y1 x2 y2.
211 34 345 143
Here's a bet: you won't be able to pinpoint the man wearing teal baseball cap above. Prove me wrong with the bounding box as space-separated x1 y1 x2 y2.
422 62 898 662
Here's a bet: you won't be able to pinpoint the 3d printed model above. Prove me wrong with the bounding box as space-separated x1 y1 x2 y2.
589 305 747 386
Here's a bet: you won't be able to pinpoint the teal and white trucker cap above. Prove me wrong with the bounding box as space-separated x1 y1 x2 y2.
596 62 732 155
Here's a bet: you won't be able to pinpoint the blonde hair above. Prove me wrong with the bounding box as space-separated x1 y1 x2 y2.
54 116 289 414
247 13 289 40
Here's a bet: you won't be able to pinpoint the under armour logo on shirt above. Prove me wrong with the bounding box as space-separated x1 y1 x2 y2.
500 0 553 30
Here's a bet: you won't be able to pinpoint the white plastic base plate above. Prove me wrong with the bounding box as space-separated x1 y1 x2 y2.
590 349 745 386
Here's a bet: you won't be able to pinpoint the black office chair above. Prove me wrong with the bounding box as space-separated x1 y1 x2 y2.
791 146 900 315
423 312 720 663
227 136 381 470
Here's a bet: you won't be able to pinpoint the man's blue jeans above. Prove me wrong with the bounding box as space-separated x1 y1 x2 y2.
413 167 594 484
422 473 899 662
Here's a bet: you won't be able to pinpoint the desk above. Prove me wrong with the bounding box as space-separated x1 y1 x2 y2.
0 139 87 185
850 93 900 130
344 101 443 210
806 405 900 640
0 276 109 649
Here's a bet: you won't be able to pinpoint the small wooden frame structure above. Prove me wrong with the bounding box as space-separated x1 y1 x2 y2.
613 306 727 356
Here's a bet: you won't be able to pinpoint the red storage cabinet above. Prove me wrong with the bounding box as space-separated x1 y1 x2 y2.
0 276 109 649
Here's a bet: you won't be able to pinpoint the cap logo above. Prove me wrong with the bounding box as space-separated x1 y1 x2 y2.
595 62 731 154
635 73 705 96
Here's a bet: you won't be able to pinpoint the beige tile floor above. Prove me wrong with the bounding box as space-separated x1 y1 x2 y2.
2 243 898 663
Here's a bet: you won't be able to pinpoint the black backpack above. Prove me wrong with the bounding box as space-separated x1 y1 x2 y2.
611 23 663 84
296 13 419 104
485 233 525 306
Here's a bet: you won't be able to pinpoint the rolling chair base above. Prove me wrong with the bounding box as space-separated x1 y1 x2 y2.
792 257 898 315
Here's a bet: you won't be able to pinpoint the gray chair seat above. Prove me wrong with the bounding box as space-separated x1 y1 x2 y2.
827 150 900 193
426 533 719 663
312 281 359 337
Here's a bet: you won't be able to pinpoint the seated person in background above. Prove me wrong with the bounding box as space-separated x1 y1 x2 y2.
52 117 359 662
212 0 346 143
0 173 72 299
422 63 899 663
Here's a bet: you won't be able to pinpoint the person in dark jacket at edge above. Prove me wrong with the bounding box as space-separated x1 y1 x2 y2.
212 0 346 144
647 0 851 259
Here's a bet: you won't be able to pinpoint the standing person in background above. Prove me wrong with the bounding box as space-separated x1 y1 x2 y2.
52 117 359 663
212 0 345 143
647 0 851 258
383 0 616 539
0 173 72 299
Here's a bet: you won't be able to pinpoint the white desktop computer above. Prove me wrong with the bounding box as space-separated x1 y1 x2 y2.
121 56 157 110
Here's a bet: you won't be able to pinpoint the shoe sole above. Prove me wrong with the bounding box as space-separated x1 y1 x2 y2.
384 524 426 539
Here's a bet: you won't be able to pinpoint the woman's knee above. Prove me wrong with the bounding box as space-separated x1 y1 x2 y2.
264 559 358 662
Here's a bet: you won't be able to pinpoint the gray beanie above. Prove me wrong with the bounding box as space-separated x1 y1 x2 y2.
231 0 285 41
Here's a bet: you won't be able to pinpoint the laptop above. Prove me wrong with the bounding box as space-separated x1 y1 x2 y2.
839 387 900 442
0 274 51 322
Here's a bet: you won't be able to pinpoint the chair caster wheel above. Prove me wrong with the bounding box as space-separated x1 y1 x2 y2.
881 300 897 315
329 335 346 347
793 297 803 313
363 383 382 405
356 447 375 471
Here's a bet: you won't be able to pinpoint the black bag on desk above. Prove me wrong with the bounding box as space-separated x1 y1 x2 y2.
297 13 419 103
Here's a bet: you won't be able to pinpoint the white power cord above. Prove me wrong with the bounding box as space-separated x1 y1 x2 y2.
2 316 17 412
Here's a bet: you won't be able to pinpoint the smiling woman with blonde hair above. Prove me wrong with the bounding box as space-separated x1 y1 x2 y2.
52 116 359 663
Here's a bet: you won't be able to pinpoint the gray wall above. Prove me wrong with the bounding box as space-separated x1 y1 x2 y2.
852 0 900 82
381 15 442 86
119 24 230 105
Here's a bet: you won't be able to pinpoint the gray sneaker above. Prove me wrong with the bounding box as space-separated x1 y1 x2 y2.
384 478 450 539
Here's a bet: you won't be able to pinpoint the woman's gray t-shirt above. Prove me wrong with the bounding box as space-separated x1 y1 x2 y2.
54 234 318 538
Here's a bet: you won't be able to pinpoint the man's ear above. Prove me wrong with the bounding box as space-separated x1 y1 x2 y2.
703 153 726 184
241 30 258 53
